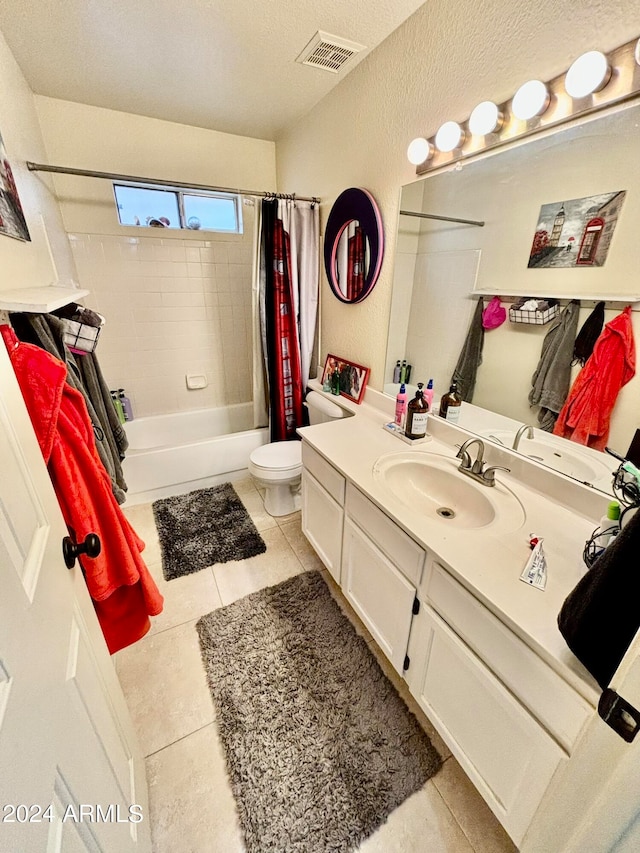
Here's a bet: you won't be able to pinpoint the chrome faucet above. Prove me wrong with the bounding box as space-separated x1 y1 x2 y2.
513 424 534 451
456 437 510 487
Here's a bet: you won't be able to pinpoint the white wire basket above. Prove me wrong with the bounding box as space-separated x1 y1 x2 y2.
508 304 559 326
61 318 102 353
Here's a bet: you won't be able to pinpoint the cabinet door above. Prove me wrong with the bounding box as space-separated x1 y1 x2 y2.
406 604 565 846
302 470 344 582
342 517 415 674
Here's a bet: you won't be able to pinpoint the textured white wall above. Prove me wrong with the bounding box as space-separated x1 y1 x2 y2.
34 97 276 236
276 0 639 391
33 98 276 417
0 31 76 294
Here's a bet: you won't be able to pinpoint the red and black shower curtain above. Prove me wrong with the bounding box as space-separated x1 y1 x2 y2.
262 199 304 441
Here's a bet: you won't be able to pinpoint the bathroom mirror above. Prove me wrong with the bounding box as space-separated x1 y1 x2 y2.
385 101 640 497
324 187 384 304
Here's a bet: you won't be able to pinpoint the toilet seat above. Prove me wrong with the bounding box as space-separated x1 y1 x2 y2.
249 441 302 479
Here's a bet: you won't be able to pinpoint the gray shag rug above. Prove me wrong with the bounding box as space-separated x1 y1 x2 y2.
196 570 442 853
152 483 266 581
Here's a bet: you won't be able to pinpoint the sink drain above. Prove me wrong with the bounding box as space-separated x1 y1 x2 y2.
436 506 456 519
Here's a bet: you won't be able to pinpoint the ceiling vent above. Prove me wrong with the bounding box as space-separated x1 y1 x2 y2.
296 31 365 74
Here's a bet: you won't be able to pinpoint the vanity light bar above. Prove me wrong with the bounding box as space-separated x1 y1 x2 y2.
410 36 640 175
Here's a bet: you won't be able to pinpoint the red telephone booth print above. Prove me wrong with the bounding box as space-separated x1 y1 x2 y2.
577 217 604 266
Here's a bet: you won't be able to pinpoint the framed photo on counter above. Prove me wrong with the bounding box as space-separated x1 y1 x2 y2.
321 354 370 404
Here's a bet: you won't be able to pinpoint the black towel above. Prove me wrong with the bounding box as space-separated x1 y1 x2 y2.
558 506 640 688
572 300 605 366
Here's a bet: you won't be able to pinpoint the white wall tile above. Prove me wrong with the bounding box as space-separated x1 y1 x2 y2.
69 231 255 417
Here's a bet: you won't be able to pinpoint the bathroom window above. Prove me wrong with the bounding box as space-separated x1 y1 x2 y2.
113 183 242 233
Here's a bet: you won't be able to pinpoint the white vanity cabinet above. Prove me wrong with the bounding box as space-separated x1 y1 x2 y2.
406 603 565 844
299 436 596 847
405 561 594 845
341 484 425 674
301 444 425 674
301 443 346 583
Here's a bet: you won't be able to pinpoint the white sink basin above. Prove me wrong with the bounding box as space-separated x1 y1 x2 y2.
372 452 525 532
484 430 611 483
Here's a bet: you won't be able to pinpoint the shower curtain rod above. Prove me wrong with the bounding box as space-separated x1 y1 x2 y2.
26 162 320 204
400 209 484 227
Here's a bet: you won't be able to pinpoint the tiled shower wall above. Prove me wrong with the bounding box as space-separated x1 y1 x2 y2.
68 208 255 419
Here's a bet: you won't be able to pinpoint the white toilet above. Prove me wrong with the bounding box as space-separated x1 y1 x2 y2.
248 391 348 516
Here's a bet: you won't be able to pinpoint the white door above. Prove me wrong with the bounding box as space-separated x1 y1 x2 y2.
0 340 151 852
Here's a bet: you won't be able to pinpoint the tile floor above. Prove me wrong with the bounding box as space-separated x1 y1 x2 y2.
117 476 517 853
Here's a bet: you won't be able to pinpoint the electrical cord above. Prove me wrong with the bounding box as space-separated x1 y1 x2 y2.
582 460 640 568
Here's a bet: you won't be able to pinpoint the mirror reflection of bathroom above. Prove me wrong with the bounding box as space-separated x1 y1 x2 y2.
386 103 640 494
333 219 371 300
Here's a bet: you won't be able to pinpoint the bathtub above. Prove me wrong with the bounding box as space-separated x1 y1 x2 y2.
122 403 268 504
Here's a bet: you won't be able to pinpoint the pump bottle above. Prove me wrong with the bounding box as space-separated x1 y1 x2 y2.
405 382 429 439
111 391 126 424
118 389 134 421
439 381 462 422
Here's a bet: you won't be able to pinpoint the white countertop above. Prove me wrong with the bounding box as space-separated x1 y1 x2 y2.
299 385 603 705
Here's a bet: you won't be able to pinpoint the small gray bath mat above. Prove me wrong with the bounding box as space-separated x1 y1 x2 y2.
196 570 441 853
152 483 266 581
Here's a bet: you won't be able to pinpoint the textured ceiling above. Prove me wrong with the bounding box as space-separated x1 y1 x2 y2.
0 0 426 140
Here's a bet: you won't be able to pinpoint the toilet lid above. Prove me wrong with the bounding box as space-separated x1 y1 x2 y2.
251 440 302 470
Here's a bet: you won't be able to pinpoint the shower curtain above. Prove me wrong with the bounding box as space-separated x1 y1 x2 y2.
254 197 319 442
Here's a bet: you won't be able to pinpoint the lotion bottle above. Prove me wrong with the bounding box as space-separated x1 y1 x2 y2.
405 382 429 439
111 391 126 424
394 383 407 428
118 388 134 421
393 360 401 383
424 378 434 411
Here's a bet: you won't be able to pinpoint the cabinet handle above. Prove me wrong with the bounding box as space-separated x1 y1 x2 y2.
598 688 640 742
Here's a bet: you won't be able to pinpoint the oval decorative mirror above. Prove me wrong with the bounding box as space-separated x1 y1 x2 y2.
324 187 384 304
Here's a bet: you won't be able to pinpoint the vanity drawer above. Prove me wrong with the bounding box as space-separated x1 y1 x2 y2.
345 483 425 586
426 564 594 752
301 442 345 505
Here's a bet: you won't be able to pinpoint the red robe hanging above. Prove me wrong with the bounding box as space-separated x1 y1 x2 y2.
1 325 163 653
553 306 635 451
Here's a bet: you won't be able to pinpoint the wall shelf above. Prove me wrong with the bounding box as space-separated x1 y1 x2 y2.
472 290 640 303
0 285 89 313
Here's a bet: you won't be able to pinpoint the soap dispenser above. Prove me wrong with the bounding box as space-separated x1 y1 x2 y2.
405 382 429 439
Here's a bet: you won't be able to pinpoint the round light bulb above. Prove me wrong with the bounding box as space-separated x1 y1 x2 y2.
468 101 503 135
565 50 611 98
434 121 465 152
511 80 550 120
407 137 433 165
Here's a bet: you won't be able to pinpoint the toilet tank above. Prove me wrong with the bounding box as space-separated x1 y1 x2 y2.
305 391 349 425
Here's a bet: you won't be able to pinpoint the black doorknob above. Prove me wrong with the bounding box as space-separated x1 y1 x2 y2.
62 533 101 569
